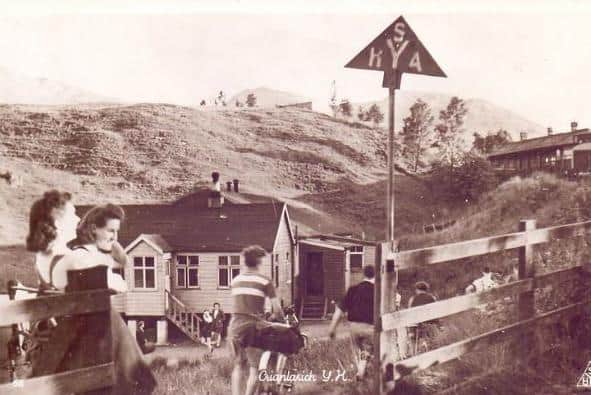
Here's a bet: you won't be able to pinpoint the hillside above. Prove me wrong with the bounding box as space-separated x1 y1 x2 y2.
0 103 401 246
0 66 114 104
229 87 310 108
355 91 546 145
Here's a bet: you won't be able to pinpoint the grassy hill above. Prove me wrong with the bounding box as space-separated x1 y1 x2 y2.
0 103 448 245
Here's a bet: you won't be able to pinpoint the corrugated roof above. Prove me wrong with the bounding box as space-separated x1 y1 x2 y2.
77 198 287 253
488 129 591 158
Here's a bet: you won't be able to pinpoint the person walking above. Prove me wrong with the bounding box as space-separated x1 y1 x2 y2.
211 302 225 348
229 245 284 395
408 281 438 355
328 265 375 381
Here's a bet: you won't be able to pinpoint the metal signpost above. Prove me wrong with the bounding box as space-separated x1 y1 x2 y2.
345 16 446 393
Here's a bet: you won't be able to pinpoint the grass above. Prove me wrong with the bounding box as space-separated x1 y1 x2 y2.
150 337 365 395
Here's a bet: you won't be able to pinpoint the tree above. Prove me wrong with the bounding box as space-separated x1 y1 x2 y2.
366 104 384 127
339 100 352 118
200 100 206 106
357 106 366 122
400 99 435 172
246 93 257 107
431 152 498 203
435 97 468 186
472 129 512 154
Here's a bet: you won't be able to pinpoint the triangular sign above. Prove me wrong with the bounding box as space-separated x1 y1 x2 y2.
576 361 591 388
345 16 446 81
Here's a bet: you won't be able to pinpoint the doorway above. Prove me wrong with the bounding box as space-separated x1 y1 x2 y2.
305 252 324 296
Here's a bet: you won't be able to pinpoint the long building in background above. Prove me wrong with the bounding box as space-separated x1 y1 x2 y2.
488 122 591 175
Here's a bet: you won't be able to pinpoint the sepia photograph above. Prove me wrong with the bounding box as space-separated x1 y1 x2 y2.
2 1 591 394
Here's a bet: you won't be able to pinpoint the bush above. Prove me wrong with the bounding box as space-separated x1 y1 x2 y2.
430 152 498 204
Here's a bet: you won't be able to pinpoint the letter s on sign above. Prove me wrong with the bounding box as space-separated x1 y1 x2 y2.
393 22 406 43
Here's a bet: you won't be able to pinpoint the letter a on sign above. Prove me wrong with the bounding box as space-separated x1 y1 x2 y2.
345 16 446 87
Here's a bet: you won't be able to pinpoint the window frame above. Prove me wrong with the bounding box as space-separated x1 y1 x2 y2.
349 246 364 272
176 254 200 289
132 256 157 291
217 255 241 289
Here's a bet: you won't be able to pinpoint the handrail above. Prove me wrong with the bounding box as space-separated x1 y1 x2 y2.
165 289 185 307
165 290 200 338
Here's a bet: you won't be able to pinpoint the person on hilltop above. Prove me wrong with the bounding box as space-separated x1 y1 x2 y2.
229 245 284 395
328 265 375 381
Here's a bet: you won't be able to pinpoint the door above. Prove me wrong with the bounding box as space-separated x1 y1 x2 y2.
306 252 324 296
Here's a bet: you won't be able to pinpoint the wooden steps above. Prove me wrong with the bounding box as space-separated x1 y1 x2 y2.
300 296 327 320
165 290 200 342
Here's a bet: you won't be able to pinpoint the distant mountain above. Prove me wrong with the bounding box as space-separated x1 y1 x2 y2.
229 87 311 109
355 91 546 144
0 66 114 105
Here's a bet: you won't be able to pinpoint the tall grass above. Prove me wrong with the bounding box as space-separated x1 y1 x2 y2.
151 337 384 395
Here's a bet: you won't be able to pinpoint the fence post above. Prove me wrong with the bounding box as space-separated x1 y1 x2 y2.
373 242 383 395
518 219 536 359
375 241 399 394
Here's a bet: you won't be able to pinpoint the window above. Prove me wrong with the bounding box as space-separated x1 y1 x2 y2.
176 255 199 288
218 255 240 288
133 256 156 289
349 246 364 272
274 265 279 288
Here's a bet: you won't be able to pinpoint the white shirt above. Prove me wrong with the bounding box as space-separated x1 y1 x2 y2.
472 273 496 292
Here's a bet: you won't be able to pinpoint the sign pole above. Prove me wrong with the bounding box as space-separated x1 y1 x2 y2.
387 85 395 243
344 15 446 393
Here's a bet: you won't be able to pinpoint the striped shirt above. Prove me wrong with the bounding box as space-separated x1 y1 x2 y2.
231 272 276 316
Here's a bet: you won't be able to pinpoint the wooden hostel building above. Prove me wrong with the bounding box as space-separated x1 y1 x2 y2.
487 122 591 175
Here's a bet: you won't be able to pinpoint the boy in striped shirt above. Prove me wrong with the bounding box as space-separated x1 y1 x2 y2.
230 245 284 395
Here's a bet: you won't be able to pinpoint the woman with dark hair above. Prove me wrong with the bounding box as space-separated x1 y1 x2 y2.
25 190 156 394
27 192 127 292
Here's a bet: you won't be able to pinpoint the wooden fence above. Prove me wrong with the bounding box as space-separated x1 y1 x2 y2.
0 289 114 394
374 219 591 394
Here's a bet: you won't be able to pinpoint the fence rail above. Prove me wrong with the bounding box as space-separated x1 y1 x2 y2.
0 289 114 394
375 218 591 394
395 220 591 269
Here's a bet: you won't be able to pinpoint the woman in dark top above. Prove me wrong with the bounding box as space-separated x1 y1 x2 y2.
25 191 156 394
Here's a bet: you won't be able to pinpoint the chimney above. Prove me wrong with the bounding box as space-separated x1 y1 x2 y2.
208 171 224 208
226 181 232 192
547 127 553 136
520 132 528 141
571 121 578 132
233 179 240 193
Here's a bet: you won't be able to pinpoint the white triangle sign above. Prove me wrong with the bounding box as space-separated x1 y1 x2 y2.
576 361 591 388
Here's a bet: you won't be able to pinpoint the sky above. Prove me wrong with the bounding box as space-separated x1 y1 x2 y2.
1 0 591 129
